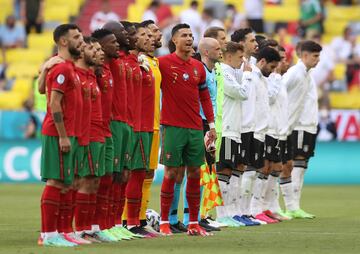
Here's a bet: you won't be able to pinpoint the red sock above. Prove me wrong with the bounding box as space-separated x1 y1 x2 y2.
126 171 146 227
107 184 115 229
118 182 127 223
63 190 74 233
41 185 61 233
113 183 122 225
74 192 90 232
57 190 73 233
160 176 175 222
95 175 112 230
186 177 201 223
87 193 97 231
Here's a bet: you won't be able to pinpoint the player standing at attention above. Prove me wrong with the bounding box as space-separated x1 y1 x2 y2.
284 40 322 219
159 23 216 236
102 21 138 240
138 20 163 234
230 28 260 225
39 24 83 247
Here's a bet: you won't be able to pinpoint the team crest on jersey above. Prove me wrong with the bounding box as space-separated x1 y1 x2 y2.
303 145 309 152
183 73 189 81
135 74 140 82
166 153 172 160
126 68 132 80
267 146 272 154
56 74 65 85
194 68 198 76
110 79 113 87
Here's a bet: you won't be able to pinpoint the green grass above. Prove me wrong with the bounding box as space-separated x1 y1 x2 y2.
1 184 360 254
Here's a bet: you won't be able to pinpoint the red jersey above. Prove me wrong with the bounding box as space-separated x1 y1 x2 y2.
159 53 214 130
42 60 82 137
90 77 105 143
125 54 142 132
140 67 155 132
123 55 134 127
97 63 114 137
74 66 93 146
110 51 127 123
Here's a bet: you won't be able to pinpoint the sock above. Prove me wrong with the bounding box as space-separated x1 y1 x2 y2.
74 192 90 232
169 182 182 225
292 161 306 209
239 169 257 215
113 182 122 226
250 173 267 216
216 174 230 219
126 170 146 227
139 178 153 221
269 182 281 213
95 175 112 230
107 184 115 229
279 177 298 211
86 193 97 232
119 182 127 223
160 176 175 223
71 190 77 231
186 177 201 223
228 170 241 216
58 190 73 234
41 185 61 234
263 172 280 211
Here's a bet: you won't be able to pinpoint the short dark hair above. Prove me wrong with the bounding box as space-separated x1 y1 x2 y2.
120 21 134 31
149 0 160 8
168 39 176 53
255 34 266 45
91 28 114 40
141 20 155 28
203 7 214 17
53 23 81 43
171 23 190 37
203 26 225 39
301 40 322 53
259 38 278 50
256 46 281 63
231 28 253 43
190 0 198 7
224 41 244 54
277 45 285 52
83 36 98 44
133 22 142 31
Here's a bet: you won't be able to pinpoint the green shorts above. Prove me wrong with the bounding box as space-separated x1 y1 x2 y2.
111 121 131 173
132 132 153 170
104 137 114 174
84 141 105 177
41 135 77 185
160 126 204 167
75 145 89 176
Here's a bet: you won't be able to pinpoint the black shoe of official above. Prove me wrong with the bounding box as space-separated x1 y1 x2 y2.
170 221 188 233
199 219 221 232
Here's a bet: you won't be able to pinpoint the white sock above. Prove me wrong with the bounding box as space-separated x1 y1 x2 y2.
216 178 229 219
263 174 279 210
91 224 100 233
239 170 257 215
44 231 58 239
279 177 298 211
292 166 306 209
269 182 282 213
235 172 243 215
115 224 123 228
250 174 266 216
228 172 241 216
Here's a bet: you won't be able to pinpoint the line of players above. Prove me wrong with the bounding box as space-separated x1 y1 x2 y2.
38 20 322 246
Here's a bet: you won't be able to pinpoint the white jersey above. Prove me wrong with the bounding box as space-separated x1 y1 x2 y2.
283 60 313 134
253 65 270 142
294 76 319 134
267 73 288 140
221 63 252 143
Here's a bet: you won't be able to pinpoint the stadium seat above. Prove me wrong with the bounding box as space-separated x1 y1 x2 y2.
0 0 12 22
45 0 82 16
324 20 349 36
0 91 24 110
127 4 145 22
12 78 33 101
334 64 346 81
6 49 47 65
264 6 299 22
6 63 39 79
27 32 54 52
330 92 360 109
327 6 360 21
44 5 71 23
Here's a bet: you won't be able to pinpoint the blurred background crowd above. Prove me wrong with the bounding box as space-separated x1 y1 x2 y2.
0 0 360 142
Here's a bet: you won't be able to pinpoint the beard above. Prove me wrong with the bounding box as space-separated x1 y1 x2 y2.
155 40 162 49
69 45 81 58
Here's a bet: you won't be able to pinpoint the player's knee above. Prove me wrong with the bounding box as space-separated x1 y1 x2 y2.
293 159 306 169
46 179 66 189
145 170 155 179
186 166 200 179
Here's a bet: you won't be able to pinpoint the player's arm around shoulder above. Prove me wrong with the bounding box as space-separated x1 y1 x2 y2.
38 56 65 94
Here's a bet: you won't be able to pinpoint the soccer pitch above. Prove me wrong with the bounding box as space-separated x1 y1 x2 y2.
1 184 360 254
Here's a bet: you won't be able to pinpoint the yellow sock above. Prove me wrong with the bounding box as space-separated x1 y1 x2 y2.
122 200 128 221
139 178 153 220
